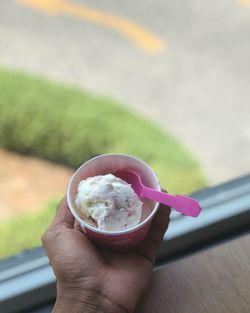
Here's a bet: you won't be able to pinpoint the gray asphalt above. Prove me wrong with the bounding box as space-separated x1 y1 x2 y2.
0 0 249 185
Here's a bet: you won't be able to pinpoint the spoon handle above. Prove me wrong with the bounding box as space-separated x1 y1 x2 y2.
141 187 201 217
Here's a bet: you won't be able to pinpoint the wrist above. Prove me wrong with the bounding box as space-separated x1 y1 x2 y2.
53 282 128 313
53 284 99 313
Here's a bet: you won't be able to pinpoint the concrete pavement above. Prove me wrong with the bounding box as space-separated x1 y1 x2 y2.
0 0 249 185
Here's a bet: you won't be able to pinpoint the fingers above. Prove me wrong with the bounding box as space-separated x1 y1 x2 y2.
147 203 171 246
136 203 171 265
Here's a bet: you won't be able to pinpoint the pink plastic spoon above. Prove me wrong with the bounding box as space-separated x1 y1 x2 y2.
115 169 201 217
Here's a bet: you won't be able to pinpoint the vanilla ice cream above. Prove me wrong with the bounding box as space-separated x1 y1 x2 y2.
75 174 143 231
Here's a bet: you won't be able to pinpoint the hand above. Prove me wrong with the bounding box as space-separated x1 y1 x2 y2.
42 197 170 313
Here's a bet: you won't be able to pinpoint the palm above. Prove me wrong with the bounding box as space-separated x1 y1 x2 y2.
52 227 153 309
43 198 170 313
101 250 154 311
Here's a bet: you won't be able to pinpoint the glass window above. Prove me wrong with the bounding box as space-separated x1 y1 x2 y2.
0 0 249 262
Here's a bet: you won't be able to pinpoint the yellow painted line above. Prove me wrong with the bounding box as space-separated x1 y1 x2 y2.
239 0 250 5
19 0 164 53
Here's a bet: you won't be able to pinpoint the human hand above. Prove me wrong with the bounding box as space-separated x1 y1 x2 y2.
42 197 170 313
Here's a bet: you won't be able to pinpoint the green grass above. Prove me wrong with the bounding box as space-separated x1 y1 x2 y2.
0 68 206 258
0 68 205 193
0 198 59 259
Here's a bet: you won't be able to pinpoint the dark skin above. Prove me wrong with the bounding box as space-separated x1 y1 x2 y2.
42 197 170 313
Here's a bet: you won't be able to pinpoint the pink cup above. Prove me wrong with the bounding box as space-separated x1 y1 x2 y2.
67 153 161 249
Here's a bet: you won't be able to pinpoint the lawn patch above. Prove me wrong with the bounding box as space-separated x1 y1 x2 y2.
0 68 205 193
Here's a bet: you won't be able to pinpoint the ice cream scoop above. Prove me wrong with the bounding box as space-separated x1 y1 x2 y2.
75 174 143 231
115 170 201 217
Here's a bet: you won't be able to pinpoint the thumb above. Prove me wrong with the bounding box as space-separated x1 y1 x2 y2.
41 196 75 265
50 196 75 229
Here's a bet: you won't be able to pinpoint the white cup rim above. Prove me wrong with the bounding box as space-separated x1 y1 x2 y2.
67 153 161 236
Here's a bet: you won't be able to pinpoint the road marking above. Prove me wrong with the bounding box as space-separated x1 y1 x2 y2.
239 0 250 5
19 0 164 53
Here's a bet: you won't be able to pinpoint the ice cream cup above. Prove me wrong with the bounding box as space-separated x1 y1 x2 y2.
67 153 161 249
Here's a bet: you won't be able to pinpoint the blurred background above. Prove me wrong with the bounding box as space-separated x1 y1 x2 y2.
0 0 250 260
